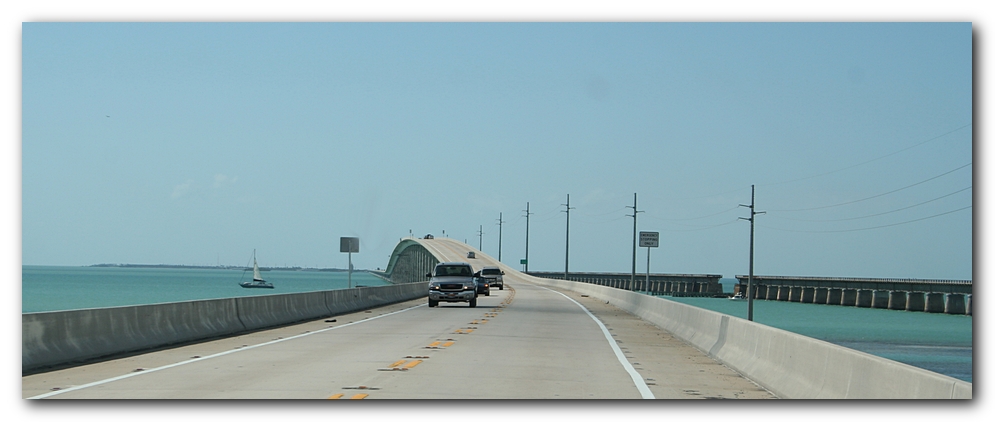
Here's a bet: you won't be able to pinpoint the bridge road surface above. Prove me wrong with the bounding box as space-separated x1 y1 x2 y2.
23 239 775 399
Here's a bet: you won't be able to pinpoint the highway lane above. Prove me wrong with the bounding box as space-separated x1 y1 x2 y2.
23 238 774 399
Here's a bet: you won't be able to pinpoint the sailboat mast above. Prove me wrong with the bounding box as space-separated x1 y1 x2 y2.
253 249 263 281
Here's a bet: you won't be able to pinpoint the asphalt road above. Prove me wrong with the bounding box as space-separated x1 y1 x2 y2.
23 238 774 399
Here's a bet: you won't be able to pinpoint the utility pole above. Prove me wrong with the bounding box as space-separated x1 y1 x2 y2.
562 194 575 279
496 212 504 262
625 193 643 290
523 202 533 272
739 185 765 322
477 225 484 251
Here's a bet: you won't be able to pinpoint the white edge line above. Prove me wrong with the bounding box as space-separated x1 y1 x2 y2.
533 284 656 399
28 303 426 399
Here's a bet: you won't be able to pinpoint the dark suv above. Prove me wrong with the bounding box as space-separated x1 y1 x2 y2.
427 262 478 307
474 276 491 296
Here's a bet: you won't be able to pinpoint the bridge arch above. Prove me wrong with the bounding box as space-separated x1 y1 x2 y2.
384 239 440 283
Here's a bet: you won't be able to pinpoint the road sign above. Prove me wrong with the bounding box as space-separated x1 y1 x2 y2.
340 237 359 289
639 231 659 248
340 237 359 253
520 259 528 265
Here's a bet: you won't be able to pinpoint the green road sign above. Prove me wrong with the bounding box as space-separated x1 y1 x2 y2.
520 259 527 265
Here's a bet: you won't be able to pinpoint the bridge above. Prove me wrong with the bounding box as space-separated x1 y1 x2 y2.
732 275 973 314
22 238 971 399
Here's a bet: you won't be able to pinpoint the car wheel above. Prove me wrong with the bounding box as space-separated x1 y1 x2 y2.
428 299 438 307
485 291 490 296
499 286 503 290
469 298 477 308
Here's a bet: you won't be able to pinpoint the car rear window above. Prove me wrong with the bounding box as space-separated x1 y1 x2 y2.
482 268 500 275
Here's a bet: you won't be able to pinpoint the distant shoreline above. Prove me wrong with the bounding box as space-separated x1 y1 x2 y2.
85 263 364 272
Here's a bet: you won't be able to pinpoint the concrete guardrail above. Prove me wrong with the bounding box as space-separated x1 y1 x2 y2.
22 282 428 373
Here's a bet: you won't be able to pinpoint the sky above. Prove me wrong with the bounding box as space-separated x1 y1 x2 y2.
5 1 990 420
19 20 973 281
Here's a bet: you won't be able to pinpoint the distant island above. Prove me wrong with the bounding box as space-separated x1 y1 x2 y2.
88 263 367 272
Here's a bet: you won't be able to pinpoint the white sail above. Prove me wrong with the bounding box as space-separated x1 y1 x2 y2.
253 250 263 281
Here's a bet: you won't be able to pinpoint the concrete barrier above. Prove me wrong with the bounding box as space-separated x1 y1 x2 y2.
236 291 335 331
22 282 428 373
525 275 972 399
23 298 242 372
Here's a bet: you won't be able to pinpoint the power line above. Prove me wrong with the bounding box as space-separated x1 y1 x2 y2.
760 205 971 233
774 186 972 222
761 123 972 188
577 205 628 218
769 162 971 212
658 219 741 232
639 124 971 204
642 205 741 222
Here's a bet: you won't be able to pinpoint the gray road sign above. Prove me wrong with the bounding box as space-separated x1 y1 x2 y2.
639 231 659 248
340 237 359 253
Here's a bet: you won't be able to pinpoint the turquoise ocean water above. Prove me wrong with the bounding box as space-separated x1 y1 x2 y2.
21 265 389 313
20 269 971 382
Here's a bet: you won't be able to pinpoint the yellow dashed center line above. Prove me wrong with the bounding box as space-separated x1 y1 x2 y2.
402 360 423 369
350 393 369 400
388 360 407 368
327 393 344 400
428 341 441 347
442 341 454 347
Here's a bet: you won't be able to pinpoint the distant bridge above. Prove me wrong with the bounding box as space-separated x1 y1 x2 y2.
733 275 973 315
526 271 724 297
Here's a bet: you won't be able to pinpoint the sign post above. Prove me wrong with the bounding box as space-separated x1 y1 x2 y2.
340 237 360 288
520 259 527 272
639 231 659 292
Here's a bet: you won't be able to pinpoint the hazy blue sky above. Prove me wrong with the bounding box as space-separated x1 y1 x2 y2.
20 21 973 280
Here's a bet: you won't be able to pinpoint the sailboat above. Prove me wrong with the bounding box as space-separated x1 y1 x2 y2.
239 249 274 289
